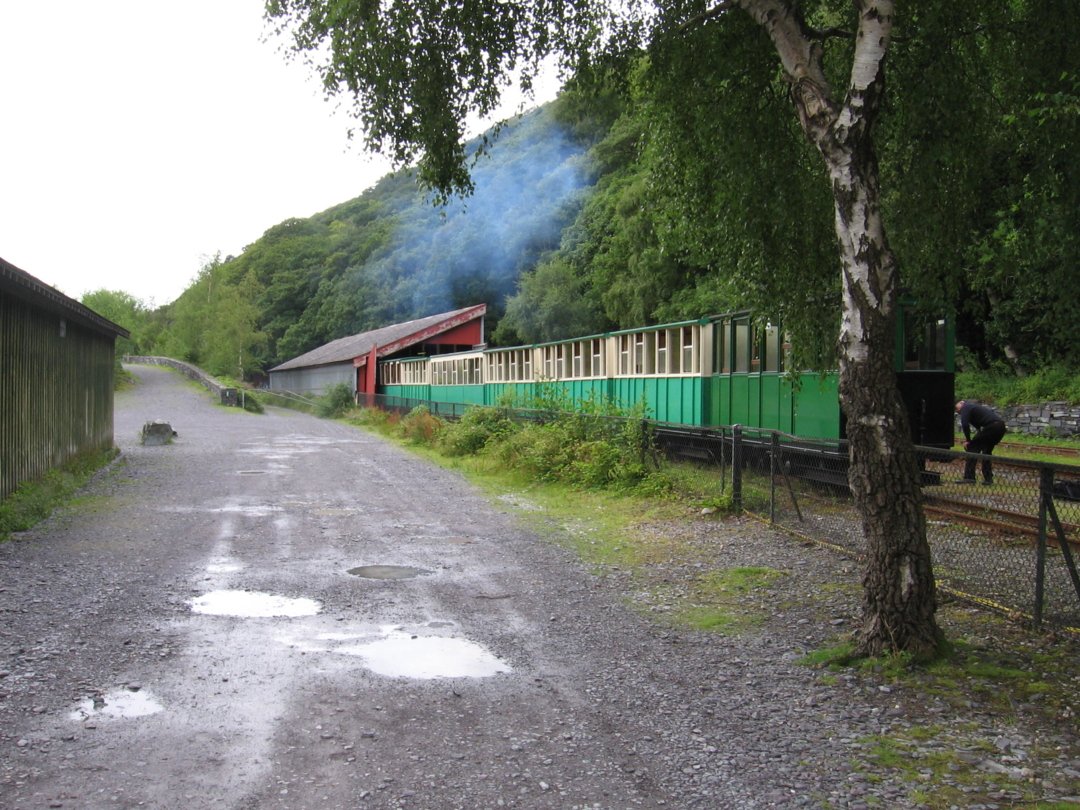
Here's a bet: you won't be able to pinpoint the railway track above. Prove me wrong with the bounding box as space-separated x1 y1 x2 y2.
955 437 1080 462
924 492 1080 548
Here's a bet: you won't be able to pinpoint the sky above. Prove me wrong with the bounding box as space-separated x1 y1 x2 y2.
0 1 557 307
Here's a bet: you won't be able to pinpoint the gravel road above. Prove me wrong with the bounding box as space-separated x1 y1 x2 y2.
0 364 1076 809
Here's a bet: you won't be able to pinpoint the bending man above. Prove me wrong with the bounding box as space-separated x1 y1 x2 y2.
955 400 1007 485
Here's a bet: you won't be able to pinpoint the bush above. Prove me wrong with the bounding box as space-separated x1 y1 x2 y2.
1014 366 1080 405
400 406 443 445
483 407 658 491
347 406 394 432
439 407 517 456
316 383 356 418
240 390 264 413
956 365 1080 406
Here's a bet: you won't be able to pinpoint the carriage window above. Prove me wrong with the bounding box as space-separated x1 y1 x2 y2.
634 334 647 374
903 313 948 370
682 326 696 373
718 321 731 374
763 325 781 372
734 321 750 372
592 339 604 377
656 331 667 374
664 329 679 374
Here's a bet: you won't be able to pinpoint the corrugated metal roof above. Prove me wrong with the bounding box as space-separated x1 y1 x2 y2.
0 256 131 339
269 305 485 372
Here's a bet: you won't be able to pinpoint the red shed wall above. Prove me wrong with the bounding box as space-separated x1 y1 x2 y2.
424 320 483 347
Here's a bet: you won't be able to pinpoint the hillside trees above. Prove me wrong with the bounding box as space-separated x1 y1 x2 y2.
145 104 595 371
265 0 945 656
152 256 268 379
80 289 152 361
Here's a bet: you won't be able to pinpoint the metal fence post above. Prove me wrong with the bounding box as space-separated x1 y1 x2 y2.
770 431 778 523
732 424 743 511
1035 466 1051 627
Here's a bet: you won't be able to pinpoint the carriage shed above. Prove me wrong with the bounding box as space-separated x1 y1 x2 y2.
267 304 487 398
0 257 130 500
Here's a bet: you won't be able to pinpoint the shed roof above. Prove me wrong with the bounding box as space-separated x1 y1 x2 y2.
270 304 486 372
0 257 130 339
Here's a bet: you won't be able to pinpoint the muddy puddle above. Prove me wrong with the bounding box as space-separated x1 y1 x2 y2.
348 565 432 580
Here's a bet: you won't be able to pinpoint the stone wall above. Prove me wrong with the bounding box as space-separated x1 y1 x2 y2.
124 356 238 406
1000 402 1080 438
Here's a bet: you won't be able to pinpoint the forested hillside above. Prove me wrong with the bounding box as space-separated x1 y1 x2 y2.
96 2 1078 383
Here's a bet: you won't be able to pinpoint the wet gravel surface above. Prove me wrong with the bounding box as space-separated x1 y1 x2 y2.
0 364 1077 809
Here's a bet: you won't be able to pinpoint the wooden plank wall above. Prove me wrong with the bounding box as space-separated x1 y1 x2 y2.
0 291 116 499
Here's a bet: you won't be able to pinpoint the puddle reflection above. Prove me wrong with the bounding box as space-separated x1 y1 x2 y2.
189 589 322 617
69 688 163 721
341 631 511 679
278 624 510 680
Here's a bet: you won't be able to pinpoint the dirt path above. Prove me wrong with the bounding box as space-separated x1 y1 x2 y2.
0 364 1076 809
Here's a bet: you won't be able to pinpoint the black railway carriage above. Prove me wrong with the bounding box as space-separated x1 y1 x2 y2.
377 302 955 449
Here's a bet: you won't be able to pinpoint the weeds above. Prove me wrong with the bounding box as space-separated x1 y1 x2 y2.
956 365 1080 406
316 383 357 419
0 448 119 541
672 566 787 633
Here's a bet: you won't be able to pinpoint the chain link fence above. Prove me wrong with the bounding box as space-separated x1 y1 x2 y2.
705 426 1080 634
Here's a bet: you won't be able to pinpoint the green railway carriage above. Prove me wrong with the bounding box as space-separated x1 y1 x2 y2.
375 303 955 448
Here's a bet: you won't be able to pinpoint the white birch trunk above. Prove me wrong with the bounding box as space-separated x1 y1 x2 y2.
739 0 941 655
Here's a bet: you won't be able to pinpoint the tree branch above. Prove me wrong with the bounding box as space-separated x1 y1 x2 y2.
811 26 854 41
672 2 736 36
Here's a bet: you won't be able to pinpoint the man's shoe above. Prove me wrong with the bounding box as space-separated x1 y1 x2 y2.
958 478 976 484
982 480 993 486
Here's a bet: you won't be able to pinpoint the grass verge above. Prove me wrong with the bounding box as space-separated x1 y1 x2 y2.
0 448 120 541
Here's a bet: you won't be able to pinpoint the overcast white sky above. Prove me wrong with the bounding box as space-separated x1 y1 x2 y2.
0 1 556 307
